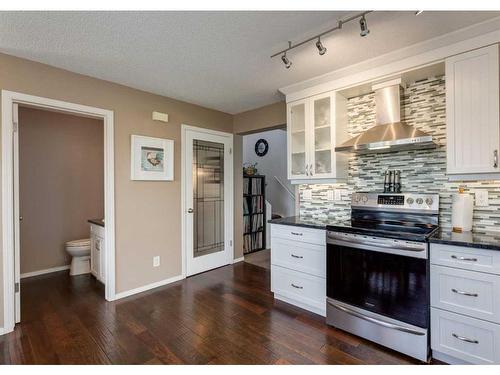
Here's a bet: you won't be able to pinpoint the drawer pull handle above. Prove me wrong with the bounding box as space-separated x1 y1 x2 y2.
452 333 479 344
291 254 303 259
452 288 478 297
291 232 303 236
291 283 303 289
451 255 477 262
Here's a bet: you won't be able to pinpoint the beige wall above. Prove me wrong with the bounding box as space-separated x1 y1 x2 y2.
0 52 234 328
18 107 104 274
233 101 286 135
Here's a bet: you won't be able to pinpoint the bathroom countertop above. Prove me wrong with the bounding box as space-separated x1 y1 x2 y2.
429 229 500 251
268 216 337 230
88 219 105 227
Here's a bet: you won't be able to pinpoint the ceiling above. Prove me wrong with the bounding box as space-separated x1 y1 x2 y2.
0 11 498 114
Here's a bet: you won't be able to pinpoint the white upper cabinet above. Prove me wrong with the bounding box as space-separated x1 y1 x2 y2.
446 44 500 175
287 91 347 182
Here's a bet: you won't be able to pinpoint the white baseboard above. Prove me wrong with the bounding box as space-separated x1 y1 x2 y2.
0 327 6 336
233 256 244 264
114 274 185 300
20 265 70 279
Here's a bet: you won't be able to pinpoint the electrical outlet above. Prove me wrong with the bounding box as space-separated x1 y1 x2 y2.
475 190 489 207
302 189 312 201
334 189 343 201
153 256 160 267
327 190 335 201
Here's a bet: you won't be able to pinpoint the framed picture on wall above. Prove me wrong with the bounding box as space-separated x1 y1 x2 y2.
130 135 174 181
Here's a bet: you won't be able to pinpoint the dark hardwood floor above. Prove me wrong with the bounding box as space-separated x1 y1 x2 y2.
0 262 432 364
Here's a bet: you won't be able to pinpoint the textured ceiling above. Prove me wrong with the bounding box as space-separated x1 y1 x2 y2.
0 11 498 114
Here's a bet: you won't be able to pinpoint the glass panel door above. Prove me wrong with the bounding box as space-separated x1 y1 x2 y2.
192 139 225 258
290 102 307 176
313 96 332 175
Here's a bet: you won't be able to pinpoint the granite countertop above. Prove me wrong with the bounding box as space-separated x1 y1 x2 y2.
430 229 500 251
268 216 337 230
88 218 105 227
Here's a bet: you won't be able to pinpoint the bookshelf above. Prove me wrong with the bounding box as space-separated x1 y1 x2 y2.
243 175 266 254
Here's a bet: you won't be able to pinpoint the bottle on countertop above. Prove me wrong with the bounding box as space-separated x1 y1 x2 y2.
384 170 392 193
393 170 401 193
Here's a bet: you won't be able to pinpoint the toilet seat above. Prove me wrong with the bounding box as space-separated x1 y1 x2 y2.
66 238 90 247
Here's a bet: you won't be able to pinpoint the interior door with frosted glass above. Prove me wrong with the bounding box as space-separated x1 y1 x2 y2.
185 128 233 276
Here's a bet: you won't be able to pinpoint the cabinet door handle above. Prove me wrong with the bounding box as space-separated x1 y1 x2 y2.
310 164 313 176
452 288 478 297
305 164 309 176
494 150 498 168
452 333 479 344
291 254 303 259
290 232 303 236
291 283 303 289
451 255 477 262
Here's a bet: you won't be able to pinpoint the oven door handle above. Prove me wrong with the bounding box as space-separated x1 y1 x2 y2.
327 235 425 253
327 300 426 336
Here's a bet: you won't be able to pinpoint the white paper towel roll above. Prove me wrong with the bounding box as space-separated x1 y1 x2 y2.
452 189 473 232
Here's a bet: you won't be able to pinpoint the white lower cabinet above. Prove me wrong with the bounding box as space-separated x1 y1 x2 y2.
90 223 105 283
270 224 326 316
431 243 500 364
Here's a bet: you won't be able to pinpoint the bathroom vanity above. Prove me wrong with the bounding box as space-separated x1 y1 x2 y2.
89 219 105 283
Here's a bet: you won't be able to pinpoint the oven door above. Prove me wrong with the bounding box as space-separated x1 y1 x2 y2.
326 232 429 329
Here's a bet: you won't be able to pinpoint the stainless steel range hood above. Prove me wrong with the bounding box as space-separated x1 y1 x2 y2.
335 79 437 154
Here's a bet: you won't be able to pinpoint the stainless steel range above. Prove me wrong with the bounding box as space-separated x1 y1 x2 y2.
326 192 439 362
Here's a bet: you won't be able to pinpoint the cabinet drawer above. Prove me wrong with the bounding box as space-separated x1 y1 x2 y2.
271 265 325 313
271 224 325 246
431 308 500 364
431 265 500 324
271 237 325 278
430 243 500 275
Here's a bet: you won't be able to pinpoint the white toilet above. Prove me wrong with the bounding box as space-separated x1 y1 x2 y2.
65 238 91 276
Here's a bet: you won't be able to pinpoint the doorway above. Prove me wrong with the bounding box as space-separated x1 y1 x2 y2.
182 125 233 277
2 91 115 334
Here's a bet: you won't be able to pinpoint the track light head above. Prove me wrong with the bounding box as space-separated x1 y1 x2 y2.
315 37 327 56
359 15 370 37
281 53 292 69
415 10 423 15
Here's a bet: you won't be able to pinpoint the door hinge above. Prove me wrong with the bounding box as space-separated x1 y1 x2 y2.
230 240 233 247
229 147 232 155
15 282 19 293
12 121 18 133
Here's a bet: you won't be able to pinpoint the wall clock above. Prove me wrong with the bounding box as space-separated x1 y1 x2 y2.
255 139 269 157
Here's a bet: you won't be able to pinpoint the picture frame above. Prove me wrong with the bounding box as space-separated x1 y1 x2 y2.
130 135 174 181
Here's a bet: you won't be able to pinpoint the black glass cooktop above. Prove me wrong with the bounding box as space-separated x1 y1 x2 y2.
327 209 439 242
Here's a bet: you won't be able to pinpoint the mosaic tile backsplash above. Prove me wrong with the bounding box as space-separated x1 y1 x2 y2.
299 76 500 232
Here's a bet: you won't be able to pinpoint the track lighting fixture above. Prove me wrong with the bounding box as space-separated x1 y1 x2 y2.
359 15 370 37
315 37 327 56
271 11 373 68
281 53 292 69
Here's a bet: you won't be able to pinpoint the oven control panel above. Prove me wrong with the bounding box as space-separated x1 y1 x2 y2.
352 192 439 212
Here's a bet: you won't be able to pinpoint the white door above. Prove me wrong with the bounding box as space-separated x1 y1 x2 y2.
184 127 233 276
446 44 500 174
13 103 21 323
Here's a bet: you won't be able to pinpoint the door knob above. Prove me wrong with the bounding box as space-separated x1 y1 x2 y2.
19 216 23 221
187 208 194 213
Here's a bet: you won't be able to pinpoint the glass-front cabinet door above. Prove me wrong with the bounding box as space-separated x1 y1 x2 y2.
288 100 308 179
310 93 335 178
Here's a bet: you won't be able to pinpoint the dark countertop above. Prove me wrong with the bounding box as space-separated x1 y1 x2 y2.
430 229 500 251
88 219 105 227
268 216 337 230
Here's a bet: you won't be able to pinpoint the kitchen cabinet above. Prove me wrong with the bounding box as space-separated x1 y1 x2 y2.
90 223 105 283
270 224 326 316
446 44 500 175
287 91 348 182
430 243 500 364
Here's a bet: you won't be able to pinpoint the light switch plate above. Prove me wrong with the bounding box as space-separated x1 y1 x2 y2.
475 190 489 207
327 190 335 201
153 256 160 267
302 189 312 201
